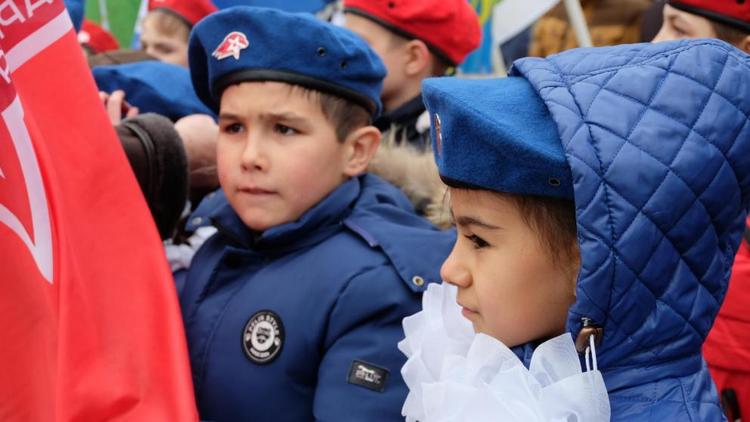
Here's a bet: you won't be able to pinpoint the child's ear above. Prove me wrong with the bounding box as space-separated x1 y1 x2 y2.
739 35 750 55
404 39 432 77
342 126 381 177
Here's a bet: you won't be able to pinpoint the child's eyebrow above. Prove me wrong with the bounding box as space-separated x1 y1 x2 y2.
453 214 502 230
259 111 308 124
218 112 242 121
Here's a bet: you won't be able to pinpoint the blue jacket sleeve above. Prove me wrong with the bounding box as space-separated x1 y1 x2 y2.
173 268 188 296
312 263 420 421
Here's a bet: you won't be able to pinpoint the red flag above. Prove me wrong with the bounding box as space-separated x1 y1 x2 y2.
0 2 198 420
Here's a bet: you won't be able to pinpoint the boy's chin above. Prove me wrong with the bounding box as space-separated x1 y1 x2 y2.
238 214 286 233
237 207 305 233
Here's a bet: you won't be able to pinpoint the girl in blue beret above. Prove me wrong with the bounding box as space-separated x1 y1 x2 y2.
401 39 750 421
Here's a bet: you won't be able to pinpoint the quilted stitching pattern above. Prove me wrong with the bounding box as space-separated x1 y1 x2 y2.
512 40 750 396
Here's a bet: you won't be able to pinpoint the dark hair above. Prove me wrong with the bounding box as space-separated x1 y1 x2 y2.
711 20 750 46
449 186 578 268
384 31 453 77
289 85 372 142
508 193 578 268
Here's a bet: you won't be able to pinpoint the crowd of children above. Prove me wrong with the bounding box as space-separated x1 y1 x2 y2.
77 0 750 420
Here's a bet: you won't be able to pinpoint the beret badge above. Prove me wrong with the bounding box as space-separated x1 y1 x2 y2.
434 113 443 157
212 32 249 61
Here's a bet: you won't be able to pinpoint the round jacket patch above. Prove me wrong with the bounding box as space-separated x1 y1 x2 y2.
242 310 284 365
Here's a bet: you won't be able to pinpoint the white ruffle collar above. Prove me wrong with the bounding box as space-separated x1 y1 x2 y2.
399 283 610 421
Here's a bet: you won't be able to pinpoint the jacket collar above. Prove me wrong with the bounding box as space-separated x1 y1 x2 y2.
343 174 453 293
194 177 360 252
375 95 426 131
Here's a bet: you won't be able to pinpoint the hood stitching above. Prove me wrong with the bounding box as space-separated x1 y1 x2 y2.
560 42 718 84
547 56 622 349
543 45 738 363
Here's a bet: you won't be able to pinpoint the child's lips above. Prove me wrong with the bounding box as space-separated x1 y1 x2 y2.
238 186 275 195
457 301 479 319
461 308 479 320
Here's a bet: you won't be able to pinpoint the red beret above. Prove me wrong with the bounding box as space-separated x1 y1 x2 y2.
669 0 750 32
344 0 481 66
148 0 217 27
79 19 120 53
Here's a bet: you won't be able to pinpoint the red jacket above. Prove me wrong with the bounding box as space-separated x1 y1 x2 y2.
704 220 750 419
705 233 750 370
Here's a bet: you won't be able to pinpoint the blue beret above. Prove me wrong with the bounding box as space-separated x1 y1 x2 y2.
188 6 385 117
423 76 573 199
93 61 214 121
64 0 84 32
213 0 335 14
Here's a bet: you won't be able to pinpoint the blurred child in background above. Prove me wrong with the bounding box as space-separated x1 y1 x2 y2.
140 0 217 67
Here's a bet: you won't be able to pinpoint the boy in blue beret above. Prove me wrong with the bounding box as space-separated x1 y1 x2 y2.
180 6 454 421
401 39 750 420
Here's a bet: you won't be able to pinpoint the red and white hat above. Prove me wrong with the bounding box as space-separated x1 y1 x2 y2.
148 0 218 27
668 0 750 32
343 0 481 66
79 19 120 53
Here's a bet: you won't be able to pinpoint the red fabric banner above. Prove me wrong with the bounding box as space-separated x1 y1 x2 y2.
0 1 198 420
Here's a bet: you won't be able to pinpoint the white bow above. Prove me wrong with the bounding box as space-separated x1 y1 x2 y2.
398 283 611 422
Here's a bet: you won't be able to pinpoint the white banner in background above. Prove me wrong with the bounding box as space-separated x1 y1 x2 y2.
492 0 559 46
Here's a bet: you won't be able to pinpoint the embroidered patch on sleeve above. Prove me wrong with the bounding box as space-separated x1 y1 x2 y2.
347 360 389 393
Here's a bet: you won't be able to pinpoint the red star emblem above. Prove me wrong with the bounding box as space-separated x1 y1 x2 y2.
212 31 249 61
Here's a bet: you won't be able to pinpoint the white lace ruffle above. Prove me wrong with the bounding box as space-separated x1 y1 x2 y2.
164 226 217 272
398 283 610 422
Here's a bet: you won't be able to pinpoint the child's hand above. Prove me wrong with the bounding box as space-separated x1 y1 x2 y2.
99 90 139 125
174 113 219 191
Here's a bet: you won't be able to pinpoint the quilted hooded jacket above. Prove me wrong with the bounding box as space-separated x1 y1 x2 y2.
510 39 750 420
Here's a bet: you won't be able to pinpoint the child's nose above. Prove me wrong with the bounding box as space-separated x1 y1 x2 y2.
440 247 471 288
240 136 269 171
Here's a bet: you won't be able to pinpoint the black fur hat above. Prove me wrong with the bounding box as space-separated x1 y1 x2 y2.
116 113 189 239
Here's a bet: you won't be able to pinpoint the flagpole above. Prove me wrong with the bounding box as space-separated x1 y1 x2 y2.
131 0 149 48
491 2 507 76
98 0 110 30
492 45 507 76
489 0 559 74
562 0 592 47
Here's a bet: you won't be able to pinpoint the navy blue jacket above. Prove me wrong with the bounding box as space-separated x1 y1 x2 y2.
510 39 750 420
180 174 454 421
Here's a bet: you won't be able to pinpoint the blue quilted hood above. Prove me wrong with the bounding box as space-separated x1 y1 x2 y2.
511 39 750 395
